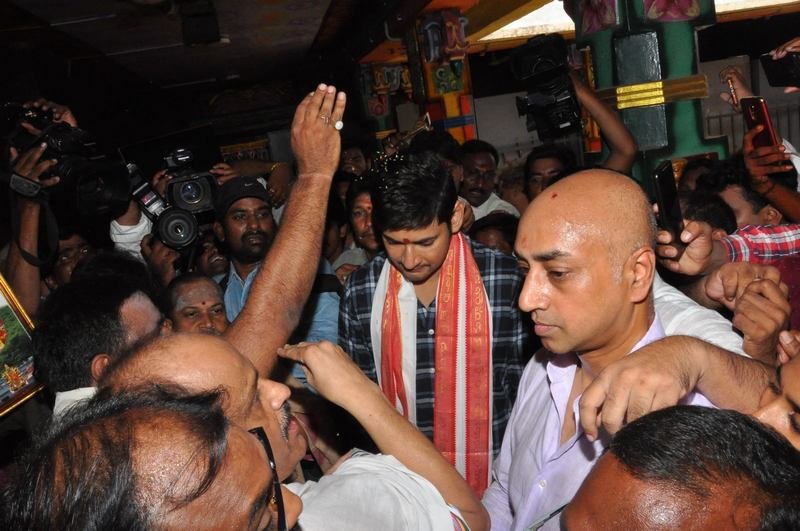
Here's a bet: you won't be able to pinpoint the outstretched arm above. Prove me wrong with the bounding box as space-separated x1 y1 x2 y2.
572 72 638 174
278 341 489 531
225 85 345 377
579 335 772 440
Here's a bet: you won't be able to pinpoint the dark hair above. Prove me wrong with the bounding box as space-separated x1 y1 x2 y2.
681 157 718 177
610 406 800 523
696 162 770 214
523 144 577 182
32 276 146 391
340 126 377 157
681 190 737 234
71 249 157 298
461 139 499 166
1 386 229 530
407 130 463 164
345 174 375 215
468 212 519 248
161 273 223 318
370 152 457 233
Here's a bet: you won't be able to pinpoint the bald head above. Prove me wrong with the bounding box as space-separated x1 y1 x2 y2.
516 169 657 356
99 334 251 411
522 169 656 276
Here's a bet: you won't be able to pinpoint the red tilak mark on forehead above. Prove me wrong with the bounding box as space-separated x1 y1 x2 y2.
403 238 411 244
551 192 558 199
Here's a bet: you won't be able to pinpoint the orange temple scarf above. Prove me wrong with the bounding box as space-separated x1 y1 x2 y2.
372 232 493 495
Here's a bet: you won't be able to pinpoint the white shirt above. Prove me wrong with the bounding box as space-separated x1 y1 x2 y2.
287 450 462 531
53 386 96 417
652 273 746 356
109 214 152 261
470 193 520 220
782 138 800 191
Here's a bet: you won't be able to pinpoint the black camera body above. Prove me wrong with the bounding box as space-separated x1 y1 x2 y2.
0 102 53 133
2 103 131 228
510 34 582 141
131 148 217 250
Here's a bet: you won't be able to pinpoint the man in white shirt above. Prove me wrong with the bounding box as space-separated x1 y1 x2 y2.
460 140 520 220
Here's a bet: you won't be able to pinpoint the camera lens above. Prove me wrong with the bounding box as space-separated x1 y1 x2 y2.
179 181 203 204
156 208 198 249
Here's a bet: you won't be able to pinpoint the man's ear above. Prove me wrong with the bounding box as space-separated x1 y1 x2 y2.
759 205 783 226
162 318 174 334
450 200 466 234
339 223 349 240
626 247 656 304
213 221 225 243
90 353 112 383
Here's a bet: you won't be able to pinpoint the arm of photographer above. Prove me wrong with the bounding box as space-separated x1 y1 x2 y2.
571 72 638 174
3 143 60 316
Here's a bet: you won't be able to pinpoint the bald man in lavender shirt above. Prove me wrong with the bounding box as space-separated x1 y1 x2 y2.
482 170 718 530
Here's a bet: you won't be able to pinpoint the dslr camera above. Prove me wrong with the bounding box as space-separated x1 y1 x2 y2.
510 34 582 141
131 148 217 250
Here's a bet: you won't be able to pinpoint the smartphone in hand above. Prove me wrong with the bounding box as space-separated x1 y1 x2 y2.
760 52 800 87
741 97 780 149
652 160 685 259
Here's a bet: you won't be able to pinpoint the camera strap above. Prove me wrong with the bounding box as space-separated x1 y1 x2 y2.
8 188 59 268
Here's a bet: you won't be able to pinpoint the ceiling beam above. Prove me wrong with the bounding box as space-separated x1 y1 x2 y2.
464 0 549 42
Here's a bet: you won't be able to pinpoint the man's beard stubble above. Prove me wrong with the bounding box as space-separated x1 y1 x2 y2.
231 230 273 264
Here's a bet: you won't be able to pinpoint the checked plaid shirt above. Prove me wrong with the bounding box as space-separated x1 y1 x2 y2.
339 239 528 457
721 224 800 263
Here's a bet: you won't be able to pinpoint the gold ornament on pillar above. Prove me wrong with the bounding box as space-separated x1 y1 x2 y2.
372 65 390 95
400 65 413 99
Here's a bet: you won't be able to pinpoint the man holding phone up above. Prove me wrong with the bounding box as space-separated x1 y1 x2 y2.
719 38 800 222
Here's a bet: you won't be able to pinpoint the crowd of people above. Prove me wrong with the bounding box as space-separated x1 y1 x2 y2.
2 36 800 530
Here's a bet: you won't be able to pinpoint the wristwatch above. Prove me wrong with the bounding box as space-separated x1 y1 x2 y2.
9 173 43 198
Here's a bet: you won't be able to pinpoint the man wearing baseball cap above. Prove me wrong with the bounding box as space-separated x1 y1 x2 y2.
213 176 275 321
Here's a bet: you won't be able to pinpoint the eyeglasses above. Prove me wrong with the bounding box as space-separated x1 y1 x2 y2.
248 427 287 531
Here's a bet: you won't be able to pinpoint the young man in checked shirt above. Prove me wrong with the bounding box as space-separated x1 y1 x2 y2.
339 152 528 495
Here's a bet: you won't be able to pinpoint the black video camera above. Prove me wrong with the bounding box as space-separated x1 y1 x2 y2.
510 34 582 141
1 102 132 228
130 148 217 250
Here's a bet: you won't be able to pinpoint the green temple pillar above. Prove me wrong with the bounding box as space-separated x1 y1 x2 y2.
567 0 728 182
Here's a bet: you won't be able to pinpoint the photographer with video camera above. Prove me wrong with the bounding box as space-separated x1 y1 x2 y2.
115 144 295 289
2 98 114 316
513 35 637 198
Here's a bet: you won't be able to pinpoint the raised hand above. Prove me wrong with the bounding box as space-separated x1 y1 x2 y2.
291 84 346 179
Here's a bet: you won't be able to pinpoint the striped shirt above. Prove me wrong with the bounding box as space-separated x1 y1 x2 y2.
722 223 800 263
